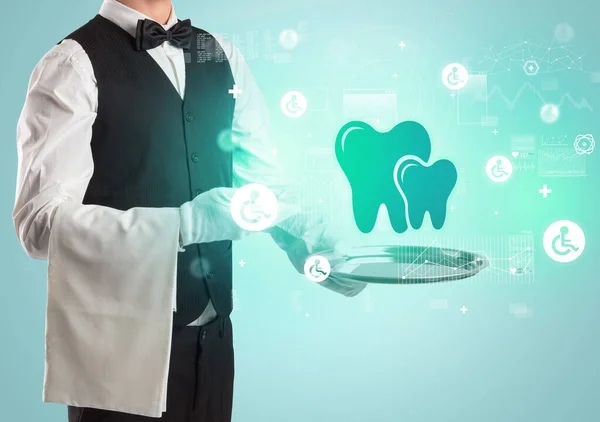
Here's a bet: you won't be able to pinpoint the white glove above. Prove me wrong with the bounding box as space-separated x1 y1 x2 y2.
179 187 250 246
268 214 367 297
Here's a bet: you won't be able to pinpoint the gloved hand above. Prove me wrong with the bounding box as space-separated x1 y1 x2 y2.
179 187 251 246
268 214 367 297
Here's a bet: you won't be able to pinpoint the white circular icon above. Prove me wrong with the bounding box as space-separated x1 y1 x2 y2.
485 155 513 183
554 23 575 43
441 63 469 90
280 90 307 118
543 220 585 263
304 255 331 282
230 183 278 231
216 128 235 152
540 103 560 124
279 29 299 50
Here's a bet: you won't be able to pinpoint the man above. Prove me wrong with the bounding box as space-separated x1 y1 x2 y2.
13 0 366 421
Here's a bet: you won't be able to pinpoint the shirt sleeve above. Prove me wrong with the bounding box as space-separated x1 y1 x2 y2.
13 41 98 259
13 40 182 269
15 42 182 413
215 36 306 241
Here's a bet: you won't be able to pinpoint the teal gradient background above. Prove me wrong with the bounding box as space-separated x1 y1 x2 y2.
1 1 599 421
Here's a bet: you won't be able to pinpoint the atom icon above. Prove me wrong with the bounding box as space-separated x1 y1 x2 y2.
574 134 595 155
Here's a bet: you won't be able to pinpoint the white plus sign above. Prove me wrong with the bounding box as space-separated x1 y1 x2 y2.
398 41 406 50
450 91 456 98
492 128 498 135
460 306 468 314
538 184 552 198
392 72 398 78
449 205 455 211
229 84 243 99
239 259 246 267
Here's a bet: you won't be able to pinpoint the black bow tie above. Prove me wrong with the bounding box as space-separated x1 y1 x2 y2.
135 18 193 51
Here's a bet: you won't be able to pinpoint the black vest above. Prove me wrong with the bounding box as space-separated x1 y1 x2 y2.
61 15 235 326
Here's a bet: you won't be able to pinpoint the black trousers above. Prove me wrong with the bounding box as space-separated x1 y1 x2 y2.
68 316 234 422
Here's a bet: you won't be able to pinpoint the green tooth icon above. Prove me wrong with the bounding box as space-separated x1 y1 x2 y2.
394 155 457 230
335 120 457 233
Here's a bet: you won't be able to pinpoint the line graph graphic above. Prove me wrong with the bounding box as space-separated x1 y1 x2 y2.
538 135 587 176
385 235 535 285
514 161 536 172
487 82 593 112
541 134 569 145
510 135 536 173
540 150 582 162
398 242 487 281
538 146 587 177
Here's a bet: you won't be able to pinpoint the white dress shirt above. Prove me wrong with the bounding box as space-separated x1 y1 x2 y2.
13 0 363 416
12 0 299 416
13 0 291 326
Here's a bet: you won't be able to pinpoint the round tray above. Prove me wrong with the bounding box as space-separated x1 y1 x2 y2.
321 245 489 284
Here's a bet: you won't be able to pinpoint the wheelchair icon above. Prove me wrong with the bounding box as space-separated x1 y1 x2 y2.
551 226 579 256
543 220 585 263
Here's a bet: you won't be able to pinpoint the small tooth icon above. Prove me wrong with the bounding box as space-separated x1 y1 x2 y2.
394 155 457 230
511 151 519 158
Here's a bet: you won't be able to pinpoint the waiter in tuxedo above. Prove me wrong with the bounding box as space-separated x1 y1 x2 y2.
13 0 366 421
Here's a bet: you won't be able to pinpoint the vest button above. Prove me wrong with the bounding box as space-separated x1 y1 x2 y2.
191 153 199 163
201 330 207 340
185 112 194 122
207 271 214 279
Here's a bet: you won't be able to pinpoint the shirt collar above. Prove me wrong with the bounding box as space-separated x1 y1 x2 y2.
99 0 179 38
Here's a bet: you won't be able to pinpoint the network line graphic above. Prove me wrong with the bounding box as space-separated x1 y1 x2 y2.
478 40 586 75
487 82 593 112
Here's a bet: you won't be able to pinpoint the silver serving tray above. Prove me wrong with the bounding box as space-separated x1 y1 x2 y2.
321 245 489 284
